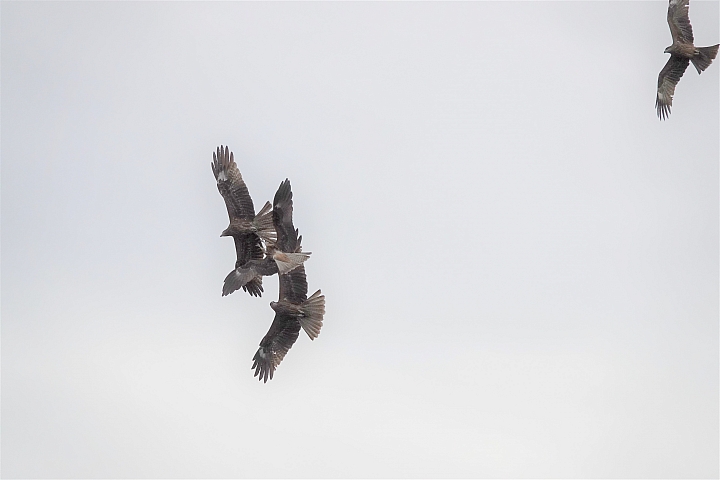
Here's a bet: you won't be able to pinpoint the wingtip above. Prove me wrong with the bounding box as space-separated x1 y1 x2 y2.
273 179 293 207
251 350 273 383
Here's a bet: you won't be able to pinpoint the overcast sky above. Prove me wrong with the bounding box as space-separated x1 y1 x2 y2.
2 1 718 478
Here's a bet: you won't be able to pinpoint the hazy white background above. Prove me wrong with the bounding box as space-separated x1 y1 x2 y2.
2 1 718 477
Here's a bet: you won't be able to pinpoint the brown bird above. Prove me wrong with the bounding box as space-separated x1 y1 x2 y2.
251 264 325 383
250 180 325 383
212 146 276 297
656 0 719 120
222 179 311 297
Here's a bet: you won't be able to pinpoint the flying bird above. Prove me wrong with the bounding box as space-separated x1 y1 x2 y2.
222 179 311 297
252 260 325 383
656 0 719 120
212 146 276 297
249 180 325 382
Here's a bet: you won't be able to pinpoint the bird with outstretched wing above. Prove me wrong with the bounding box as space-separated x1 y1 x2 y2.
212 145 276 297
656 0 718 119
248 180 325 383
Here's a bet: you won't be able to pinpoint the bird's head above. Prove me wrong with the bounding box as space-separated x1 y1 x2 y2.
270 301 278 310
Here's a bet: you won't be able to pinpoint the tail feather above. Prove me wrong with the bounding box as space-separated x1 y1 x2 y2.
692 44 719 74
254 201 277 245
299 290 325 340
275 251 311 274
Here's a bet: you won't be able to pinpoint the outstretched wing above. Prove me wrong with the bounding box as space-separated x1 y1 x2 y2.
251 313 301 383
211 146 256 222
656 56 690 119
278 230 308 305
223 256 279 297
272 179 299 253
279 263 309 305
232 234 264 296
668 0 693 44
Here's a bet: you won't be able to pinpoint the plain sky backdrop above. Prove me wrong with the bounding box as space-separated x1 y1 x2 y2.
2 1 718 478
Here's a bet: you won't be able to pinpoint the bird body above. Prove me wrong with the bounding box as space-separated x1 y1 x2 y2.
665 42 697 58
221 211 272 241
270 290 325 340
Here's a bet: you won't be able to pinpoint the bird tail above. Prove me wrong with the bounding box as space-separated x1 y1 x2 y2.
254 201 276 244
299 290 325 340
692 44 719 74
223 267 260 297
275 251 311 274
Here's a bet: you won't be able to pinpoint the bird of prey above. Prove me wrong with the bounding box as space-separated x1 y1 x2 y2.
249 180 325 382
251 260 325 383
656 0 719 120
212 146 276 297
222 179 311 297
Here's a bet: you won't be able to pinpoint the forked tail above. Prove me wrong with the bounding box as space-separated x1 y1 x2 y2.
692 44 719 74
299 289 325 340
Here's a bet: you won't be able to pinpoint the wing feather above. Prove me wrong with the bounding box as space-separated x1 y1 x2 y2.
656 56 690 119
279 264 308 305
251 313 301 383
233 234 264 296
222 257 279 297
212 146 256 221
272 179 299 253
668 0 693 44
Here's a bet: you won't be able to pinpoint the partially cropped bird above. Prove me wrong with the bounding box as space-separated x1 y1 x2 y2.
222 179 310 297
212 146 276 297
656 0 719 120
251 256 325 383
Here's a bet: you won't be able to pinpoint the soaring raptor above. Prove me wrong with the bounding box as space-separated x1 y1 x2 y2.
250 180 325 382
212 146 275 296
656 0 719 120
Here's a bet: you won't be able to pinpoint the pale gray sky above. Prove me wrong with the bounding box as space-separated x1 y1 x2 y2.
2 1 718 477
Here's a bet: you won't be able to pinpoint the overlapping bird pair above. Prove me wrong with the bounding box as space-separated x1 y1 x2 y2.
211 145 325 383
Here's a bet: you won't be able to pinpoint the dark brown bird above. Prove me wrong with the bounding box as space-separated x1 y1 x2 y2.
222 179 311 297
212 146 276 297
656 0 719 120
250 180 325 383
251 265 325 383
